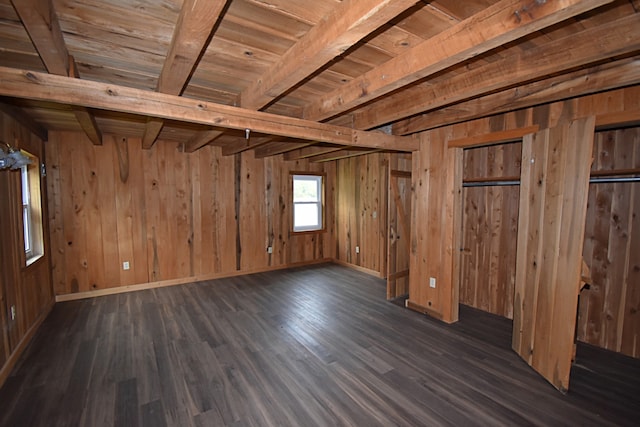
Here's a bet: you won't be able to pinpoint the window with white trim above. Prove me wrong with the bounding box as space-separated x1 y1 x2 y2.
20 153 44 265
292 174 323 232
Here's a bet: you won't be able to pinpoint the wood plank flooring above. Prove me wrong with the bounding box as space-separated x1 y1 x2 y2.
1 264 639 426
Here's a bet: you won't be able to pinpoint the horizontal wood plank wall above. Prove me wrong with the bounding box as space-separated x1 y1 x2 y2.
409 85 640 324
460 142 521 319
334 153 389 276
46 132 335 295
0 109 54 386
580 127 640 358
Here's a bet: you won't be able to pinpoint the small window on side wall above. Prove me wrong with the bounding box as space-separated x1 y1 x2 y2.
292 173 324 232
20 152 44 265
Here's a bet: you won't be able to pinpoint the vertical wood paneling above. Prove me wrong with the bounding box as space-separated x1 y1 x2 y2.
1 108 54 386
334 153 391 275
48 133 333 295
460 142 521 319
580 127 640 358
513 117 594 391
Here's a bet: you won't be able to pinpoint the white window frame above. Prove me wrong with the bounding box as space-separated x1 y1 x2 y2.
292 174 324 232
21 164 33 258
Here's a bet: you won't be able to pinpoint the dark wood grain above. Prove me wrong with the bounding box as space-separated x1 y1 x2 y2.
0 264 638 426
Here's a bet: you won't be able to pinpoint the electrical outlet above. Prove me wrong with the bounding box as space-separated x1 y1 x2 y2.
267 246 273 254
429 277 436 288
372 211 377 219
123 261 130 270
10 305 16 320
355 246 360 254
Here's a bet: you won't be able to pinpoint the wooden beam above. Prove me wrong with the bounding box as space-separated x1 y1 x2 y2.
10 0 68 75
142 0 228 148
142 118 164 149
394 56 640 134
253 141 315 158
354 13 640 130
12 0 103 145
283 145 344 161
68 57 102 145
303 0 614 121
184 129 225 153
595 109 640 129
309 148 383 162
448 126 540 148
240 0 419 110
0 67 418 151
0 101 48 141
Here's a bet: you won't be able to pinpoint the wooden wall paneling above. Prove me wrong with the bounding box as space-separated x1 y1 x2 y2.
513 117 594 391
386 155 411 300
0 109 54 387
46 133 66 294
459 142 521 318
580 127 640 358
408 127 458 322
239 153 267 270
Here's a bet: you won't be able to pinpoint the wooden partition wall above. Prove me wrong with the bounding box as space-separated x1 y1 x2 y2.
46 132 335 297
580 127 640 358
0 109 54 385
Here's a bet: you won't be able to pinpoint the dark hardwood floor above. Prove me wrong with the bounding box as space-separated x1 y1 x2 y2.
1 264 639 426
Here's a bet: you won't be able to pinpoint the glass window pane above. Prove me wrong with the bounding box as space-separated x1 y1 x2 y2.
293 176 320 202
294 203 320 229
23 206 30 252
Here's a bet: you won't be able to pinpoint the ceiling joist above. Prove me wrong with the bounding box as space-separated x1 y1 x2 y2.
11 0 103 145
240 0 420 110
354 13 640 130
302 0 614 122
394 56 640 134
142 0 229 149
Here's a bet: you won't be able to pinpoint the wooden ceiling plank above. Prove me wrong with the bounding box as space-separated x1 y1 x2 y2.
253 141 315 158
0 67 418 151
12 0 104 145
394 56 640 134
303 0 615 122
240 0 420 110
309 148 384 162
184 129 225 153
283 145 345 161
354 13 640 130
143 0 229 149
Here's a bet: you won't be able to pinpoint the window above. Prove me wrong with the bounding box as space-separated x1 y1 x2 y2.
292 174 324 232
20 153 44 265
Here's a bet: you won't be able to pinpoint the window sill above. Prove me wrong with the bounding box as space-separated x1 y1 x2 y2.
25 253 44 268
291 228 326 236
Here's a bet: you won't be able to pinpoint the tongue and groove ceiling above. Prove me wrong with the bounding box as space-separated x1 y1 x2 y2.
0 0 638 160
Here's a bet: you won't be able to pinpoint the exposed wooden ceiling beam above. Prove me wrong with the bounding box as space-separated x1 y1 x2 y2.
184 129 225 153
253 141 315 158
10 0 68 75
68 57 102 145
393 56 640 134
0 67 418 151
11 0 103 145
302 0 614 122
309 148 383 162
354 13 640 130
142 0 229 149
0 101 48 141
283 145 344 161
240 0 419 110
